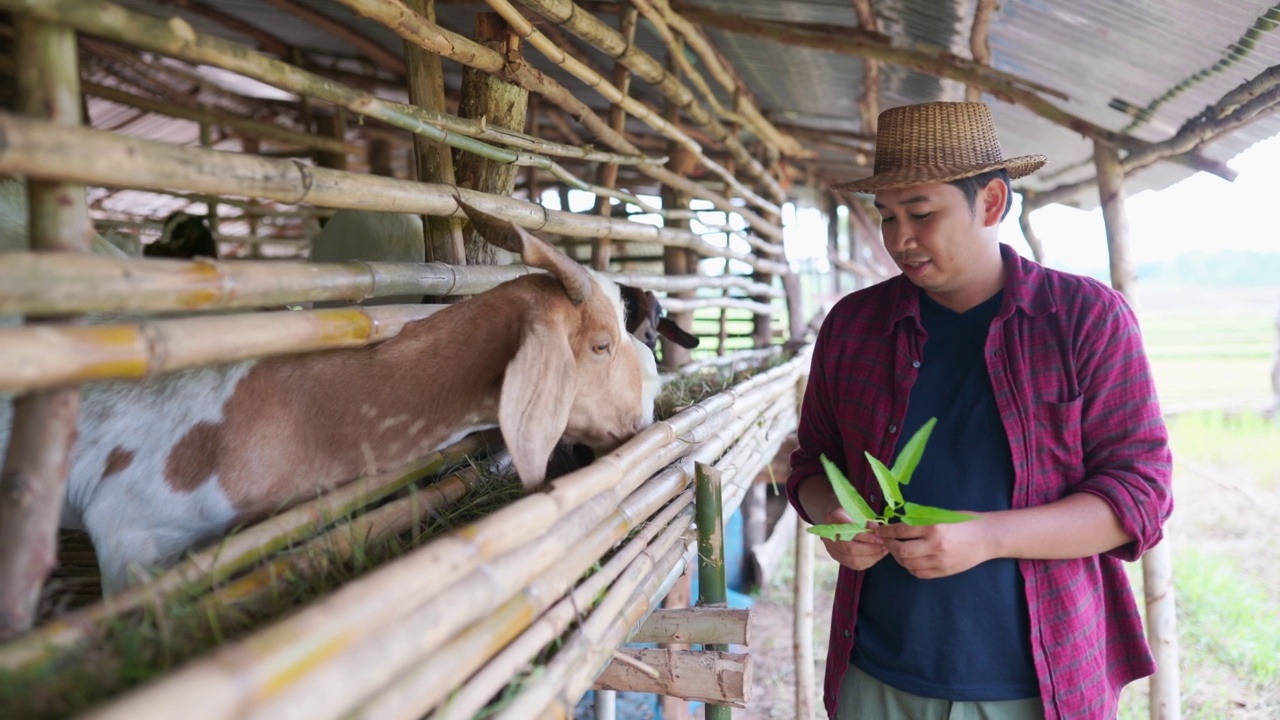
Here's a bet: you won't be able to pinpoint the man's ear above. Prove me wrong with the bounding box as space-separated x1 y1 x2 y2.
980 178 1009 227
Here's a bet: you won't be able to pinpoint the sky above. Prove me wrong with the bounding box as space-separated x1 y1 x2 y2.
998 131 1280 275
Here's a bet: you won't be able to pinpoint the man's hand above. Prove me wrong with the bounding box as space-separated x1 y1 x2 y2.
819 507 888 571
874 517 992 579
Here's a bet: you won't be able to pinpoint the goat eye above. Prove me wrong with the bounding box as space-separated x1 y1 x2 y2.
592 340 610 355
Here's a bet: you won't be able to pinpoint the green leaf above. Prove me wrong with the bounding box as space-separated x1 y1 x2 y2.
819 455 878 524
864 452 903 510
899 502 978 526
891 417 937 486
806 522 867 541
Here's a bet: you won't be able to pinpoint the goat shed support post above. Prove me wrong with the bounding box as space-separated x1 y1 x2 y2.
1094 139 1180 720
404 0 466 268
0 15 90 640
695 461 731 719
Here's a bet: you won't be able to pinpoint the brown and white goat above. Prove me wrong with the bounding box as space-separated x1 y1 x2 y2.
0 202 658 594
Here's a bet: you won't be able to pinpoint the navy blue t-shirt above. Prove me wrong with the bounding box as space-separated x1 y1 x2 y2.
851 289 1040 701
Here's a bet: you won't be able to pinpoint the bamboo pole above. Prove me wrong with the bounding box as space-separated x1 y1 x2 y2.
851 0 881 136
84 79 359 155
589 3 637 271
355 487 696 720
967 0 997 103
0 433 493 672
1094 140 1180 720
793 472 815 720
508 0 787 206
659 296 775 316
0 15 91 640
0 255 532 316
1017 194 1046 264
405 0 465 267
0 304 447 394
603 271 778 297
0 112 789 274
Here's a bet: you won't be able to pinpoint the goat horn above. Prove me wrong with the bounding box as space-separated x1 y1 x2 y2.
455 197 593 304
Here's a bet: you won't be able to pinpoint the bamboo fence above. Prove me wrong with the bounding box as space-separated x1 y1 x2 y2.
0 0 815 712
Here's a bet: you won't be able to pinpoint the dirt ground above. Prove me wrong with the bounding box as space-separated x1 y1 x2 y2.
734 422 1280 720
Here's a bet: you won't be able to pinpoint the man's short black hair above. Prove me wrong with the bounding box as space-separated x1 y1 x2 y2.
948 168 1013 221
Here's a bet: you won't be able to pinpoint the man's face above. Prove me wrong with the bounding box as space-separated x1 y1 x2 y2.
872 181 1003 309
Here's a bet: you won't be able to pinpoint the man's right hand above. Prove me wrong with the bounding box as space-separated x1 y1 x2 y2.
819 506 888 572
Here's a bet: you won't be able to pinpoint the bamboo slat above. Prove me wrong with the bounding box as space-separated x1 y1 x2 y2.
0 304 447 394
0 433 494 672
604 272 781 298
659 296 775 316
0 112 789 275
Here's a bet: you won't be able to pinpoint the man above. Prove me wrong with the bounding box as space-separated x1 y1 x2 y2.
787 101 1173 720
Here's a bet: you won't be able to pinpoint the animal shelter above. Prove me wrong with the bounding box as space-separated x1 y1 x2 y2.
2 1 1280 718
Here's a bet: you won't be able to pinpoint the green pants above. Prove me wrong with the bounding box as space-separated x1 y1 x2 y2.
837 665 1045 720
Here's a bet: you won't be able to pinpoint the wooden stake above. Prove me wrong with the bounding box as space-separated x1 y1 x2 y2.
0 14 89 641
590 4 637 271
1094 140 1180 720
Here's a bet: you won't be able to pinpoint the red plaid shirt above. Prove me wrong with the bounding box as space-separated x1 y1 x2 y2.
788 244 1173 719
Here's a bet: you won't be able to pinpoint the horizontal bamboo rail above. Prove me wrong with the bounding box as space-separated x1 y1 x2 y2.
0 305 446 394
0 113 789 275
0 433 495 672
0 253 533 316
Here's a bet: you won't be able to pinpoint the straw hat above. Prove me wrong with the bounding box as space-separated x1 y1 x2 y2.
831 101 1046 194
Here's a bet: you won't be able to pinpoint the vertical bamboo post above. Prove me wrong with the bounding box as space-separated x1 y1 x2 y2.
0 15 91 640
695 462 731 720
242 135 261 257
793 371 815 720
590 4 639 272
404 0 465 267
315 110 349 172
1094 140 1180 720
199 121 220 236
455 12 529 265
369 137 395 178
826 190 841 295
750 213 779 349
1017 191 1047 264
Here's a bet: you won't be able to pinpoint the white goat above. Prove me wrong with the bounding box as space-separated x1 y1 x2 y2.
0 201 659 594
308 210 426 305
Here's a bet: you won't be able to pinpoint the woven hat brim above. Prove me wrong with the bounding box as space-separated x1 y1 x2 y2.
830 154 1046 194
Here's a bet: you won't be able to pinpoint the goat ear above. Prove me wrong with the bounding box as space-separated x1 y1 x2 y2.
658 317 701 349
499 320 578 489
455 197 593 304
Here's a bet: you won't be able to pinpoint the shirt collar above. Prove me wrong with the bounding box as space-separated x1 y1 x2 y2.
882 243 1056 335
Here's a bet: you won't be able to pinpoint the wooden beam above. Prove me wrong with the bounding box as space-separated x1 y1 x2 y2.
851 0 881 135
670 3 1166 150
592 648 751 708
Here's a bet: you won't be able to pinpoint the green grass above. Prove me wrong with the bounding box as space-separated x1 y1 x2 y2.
1167 410 1280 488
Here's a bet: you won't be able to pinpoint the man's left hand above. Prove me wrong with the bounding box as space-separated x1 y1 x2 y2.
874 517 993 579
